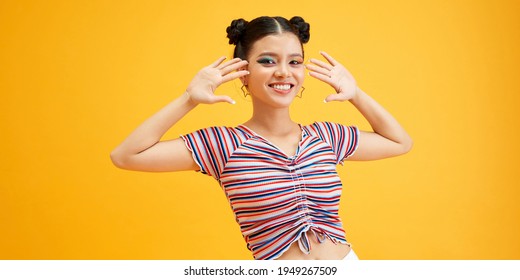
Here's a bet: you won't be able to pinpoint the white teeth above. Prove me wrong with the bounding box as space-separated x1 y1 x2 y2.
272 84 291 91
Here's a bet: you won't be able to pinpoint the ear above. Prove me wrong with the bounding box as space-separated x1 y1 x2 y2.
239 65 249 85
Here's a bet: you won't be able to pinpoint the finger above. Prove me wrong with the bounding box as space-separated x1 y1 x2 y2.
210 56 227 68
309 58 333 71
217 57 243 70
210 94 236 105
324 93 344 103
220 60 249 75
221 70 249 83
308 71 332 84
320 51 339 66
305 64 330 77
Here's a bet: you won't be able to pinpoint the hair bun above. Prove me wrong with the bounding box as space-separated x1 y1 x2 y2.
289 16 310 43
226 18 248 45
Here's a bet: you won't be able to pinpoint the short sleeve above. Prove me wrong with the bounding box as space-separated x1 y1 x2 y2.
181 126 238 180
310 122 359 165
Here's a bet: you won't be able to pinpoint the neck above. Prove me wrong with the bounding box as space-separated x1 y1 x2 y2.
245 106 297 136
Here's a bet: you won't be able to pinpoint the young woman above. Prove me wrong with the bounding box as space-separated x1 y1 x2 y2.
110 16 412 260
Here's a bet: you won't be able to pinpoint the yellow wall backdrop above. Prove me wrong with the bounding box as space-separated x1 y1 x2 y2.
1 0 519 260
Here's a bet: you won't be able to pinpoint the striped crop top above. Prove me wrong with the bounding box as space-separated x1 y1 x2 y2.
181 122 359 260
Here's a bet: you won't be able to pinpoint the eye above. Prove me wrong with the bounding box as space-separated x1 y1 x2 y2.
290 60 303 65
257 57 276 65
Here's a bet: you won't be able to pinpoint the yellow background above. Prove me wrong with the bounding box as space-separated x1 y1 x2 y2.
1 0 519 260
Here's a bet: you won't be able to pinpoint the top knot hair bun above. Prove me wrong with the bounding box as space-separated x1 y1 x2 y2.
289 16 310 44
226 18 248 45
226 16 311 60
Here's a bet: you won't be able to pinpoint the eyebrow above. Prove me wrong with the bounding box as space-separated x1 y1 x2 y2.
256 52 303 59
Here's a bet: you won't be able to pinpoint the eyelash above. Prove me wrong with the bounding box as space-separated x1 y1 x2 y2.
257 58 275 64
257 58 303 65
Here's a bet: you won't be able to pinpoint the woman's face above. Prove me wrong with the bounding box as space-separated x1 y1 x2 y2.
243 32 305 109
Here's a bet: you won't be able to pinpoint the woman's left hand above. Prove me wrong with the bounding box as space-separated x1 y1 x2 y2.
306 51 358 102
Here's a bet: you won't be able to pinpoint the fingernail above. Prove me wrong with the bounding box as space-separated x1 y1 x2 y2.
231 100 236 105
323 99 328 103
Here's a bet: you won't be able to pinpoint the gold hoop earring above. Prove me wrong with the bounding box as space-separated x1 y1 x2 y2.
241 85 249 97
297 86 305 98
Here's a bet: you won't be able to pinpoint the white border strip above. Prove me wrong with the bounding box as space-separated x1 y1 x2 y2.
1 260 519 280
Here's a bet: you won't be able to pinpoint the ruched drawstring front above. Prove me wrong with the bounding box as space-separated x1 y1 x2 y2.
297 227 338 254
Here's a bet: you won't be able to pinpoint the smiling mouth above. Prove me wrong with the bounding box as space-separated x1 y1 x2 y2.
269 83 294 91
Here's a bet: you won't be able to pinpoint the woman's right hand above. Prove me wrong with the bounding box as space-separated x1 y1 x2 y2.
185 56 249 105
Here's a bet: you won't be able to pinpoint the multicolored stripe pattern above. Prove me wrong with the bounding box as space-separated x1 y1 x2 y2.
181 122 359 260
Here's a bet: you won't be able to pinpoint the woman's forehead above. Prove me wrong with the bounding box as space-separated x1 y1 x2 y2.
248 33 303 58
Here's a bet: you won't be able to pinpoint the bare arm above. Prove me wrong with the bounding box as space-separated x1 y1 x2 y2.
110 93 198 172
346 87 413 160
110 57 249 171
306 51 412 161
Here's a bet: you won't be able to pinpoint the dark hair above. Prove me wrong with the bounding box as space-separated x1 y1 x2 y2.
226 16 310 60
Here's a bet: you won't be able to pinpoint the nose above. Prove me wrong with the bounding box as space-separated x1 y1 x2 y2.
274 64 290 78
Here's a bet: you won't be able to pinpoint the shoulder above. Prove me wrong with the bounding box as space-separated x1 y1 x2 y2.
186 125 246 136
183 125 252 145
303 121 359 141
303 121 344 135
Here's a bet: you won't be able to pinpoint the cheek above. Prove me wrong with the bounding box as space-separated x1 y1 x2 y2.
246 68 270 85
294 68 305 82
247 78 265 90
